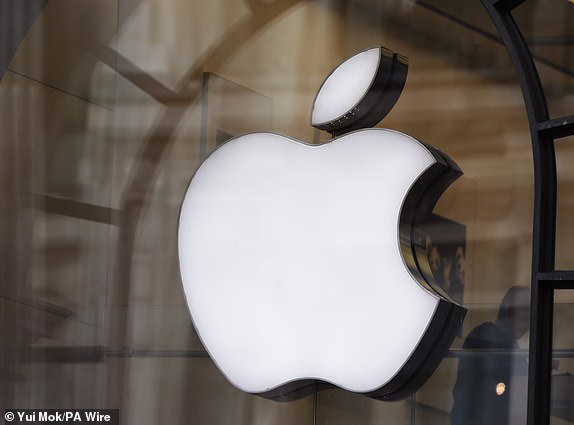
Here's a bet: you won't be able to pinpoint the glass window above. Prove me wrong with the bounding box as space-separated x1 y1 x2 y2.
1 0 572 424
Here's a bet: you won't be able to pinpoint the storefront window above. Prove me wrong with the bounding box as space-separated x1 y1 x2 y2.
552 291 574 425
1 0 572 424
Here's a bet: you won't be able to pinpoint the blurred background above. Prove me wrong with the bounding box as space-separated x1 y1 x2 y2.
0 0 573 423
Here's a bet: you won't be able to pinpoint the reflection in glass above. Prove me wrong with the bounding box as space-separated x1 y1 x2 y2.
1 0 573 423
551 292 574 425
555 136 574 270
452 286 530 425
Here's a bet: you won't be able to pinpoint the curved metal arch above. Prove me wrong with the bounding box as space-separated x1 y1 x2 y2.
480 1 574 424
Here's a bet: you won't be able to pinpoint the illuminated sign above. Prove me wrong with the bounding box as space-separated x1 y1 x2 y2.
178 47 466 401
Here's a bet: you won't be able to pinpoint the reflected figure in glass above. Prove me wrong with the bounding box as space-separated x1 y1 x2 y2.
451 286 530 425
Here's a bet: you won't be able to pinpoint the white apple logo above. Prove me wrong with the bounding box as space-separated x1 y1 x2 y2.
178 47 466 401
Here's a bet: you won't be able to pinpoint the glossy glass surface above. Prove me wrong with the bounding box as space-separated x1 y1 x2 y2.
551 292 574 425
555 135 574 270
1 0 572 424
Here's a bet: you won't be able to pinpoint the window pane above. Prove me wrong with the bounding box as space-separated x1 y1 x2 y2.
551 290 574 425
2 0 572 423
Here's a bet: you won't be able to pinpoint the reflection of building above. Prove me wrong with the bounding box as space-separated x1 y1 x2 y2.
1 0 573 424
422 214 466 305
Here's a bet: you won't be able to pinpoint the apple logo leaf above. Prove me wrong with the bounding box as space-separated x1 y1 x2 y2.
311 46 408 137
178 46 466 402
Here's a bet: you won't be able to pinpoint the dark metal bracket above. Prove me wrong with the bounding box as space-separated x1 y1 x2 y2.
480 1 574 424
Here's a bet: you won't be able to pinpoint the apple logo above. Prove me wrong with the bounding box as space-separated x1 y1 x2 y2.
178 46 466 401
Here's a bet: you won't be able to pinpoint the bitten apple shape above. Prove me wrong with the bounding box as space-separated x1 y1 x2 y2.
178 129 465 401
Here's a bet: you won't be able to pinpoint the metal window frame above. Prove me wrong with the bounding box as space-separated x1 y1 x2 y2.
480 1 574 424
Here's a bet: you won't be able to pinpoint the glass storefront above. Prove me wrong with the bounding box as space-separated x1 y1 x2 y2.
1 0 572 424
